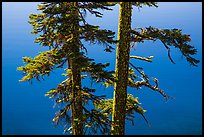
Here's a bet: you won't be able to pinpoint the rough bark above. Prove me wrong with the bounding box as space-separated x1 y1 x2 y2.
69 2 83 135
111 2 132 135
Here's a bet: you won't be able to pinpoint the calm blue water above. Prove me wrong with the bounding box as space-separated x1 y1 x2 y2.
2 2 202 135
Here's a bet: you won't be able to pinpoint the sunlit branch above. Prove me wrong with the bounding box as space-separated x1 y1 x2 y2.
130 55 153 62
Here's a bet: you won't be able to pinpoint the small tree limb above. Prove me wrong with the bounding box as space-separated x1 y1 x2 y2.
130 55 153 62
161 40 175 64
129 62 174 101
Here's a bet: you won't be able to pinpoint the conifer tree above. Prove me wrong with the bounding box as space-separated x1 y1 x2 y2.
17 2 200 135
95 2 199 135
17 2 116 135
111 2 132 135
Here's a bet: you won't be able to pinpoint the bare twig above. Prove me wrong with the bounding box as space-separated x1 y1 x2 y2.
129 62 148 82
129 62 174 101
141 113 151 127
130 55 153 62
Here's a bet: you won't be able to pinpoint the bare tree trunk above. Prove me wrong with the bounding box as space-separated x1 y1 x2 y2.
111 2 132 135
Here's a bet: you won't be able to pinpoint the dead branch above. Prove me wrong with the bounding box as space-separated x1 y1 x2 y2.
130 55 153 62
129 62 174 101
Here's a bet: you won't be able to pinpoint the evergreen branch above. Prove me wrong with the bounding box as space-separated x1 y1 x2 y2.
161 40 175 64
130 29 153 40
95 94 150 126
78 8 87 25
56 58 68 68
82 107 112 135
132 2 158 8
131 27 200 66
17 49 64 82
80 58 115 83
81 87 106 105
79 2 114 18
79 42 88 54
52 100 74 128
80 24 116 52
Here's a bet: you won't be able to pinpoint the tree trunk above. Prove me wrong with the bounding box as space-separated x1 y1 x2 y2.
111 2 132 135
69 2 84 135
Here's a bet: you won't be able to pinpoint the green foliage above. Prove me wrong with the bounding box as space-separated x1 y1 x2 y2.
44 67 113 134
19 2 116 83
18 2 117 135
17 2 200 135
78 2 114 17
80 24 116 52
17 49 63 82
83 108 112 134
131 27 200 66
94 93 148 127
28 2 116 51
132 2 158 8
81 59 115 83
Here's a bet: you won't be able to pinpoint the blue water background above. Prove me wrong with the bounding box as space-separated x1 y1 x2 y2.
2 2 202 135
